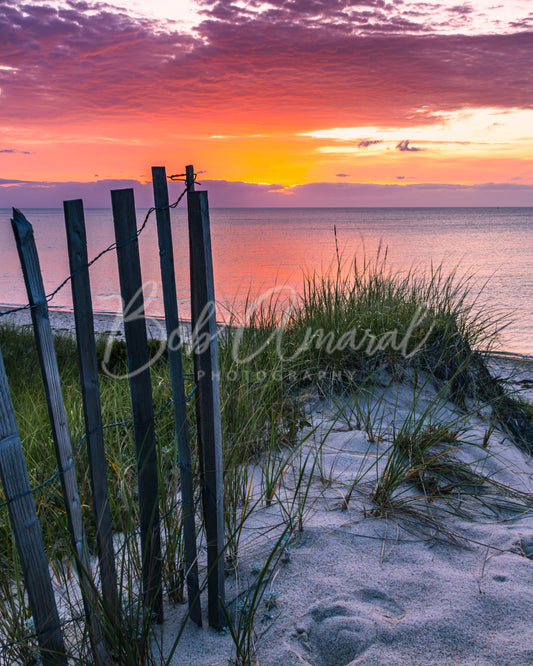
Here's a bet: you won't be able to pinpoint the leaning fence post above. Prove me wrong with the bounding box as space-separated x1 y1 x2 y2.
151 166 201 625
0 349 67 666
11 209 107 664
186 165 225 629
111 188 163 623
63 199 118 619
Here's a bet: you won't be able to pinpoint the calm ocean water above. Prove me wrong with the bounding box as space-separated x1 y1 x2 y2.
1 207 532 354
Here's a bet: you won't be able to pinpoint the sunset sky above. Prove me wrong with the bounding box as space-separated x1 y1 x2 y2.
1 0 532 207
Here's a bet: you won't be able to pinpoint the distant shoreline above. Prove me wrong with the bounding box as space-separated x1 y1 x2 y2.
0 304 191 341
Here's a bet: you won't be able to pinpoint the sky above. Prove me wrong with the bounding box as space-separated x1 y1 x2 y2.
1 0 532 207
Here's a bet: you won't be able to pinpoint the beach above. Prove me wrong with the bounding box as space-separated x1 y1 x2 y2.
0 305 179 341
2 306 533 665
0 306 191 348
156 352 533 665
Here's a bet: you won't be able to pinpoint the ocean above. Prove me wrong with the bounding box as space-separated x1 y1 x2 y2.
1 207 532 354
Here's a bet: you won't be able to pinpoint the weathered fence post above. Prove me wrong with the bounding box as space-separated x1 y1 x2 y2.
186 165 225 628
151 166 201 625
63 199 118 619
11 209 107 664
110 188 163 622
0 349 67 666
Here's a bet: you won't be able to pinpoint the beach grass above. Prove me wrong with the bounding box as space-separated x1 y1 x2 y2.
0 254 530 664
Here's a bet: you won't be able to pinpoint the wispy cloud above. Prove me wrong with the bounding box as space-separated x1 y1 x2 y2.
447 4 474 16
358 139 383 148
0 148 31 154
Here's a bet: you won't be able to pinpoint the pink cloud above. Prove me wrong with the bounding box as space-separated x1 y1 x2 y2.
0 1 532 130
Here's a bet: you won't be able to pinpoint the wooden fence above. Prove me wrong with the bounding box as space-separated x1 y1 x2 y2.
0 165 225 663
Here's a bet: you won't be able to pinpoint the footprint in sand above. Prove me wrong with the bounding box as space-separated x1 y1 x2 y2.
511 535 533 559
293 589 403 666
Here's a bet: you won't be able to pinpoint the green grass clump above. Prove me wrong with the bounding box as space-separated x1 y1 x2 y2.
276 253 501 399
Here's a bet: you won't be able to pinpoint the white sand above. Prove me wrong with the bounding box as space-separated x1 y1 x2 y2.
156 358 533 666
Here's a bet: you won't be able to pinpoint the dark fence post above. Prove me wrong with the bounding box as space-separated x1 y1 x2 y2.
0 349 67 666
151 166 201 625
11 209 107 664
186 165 225 629
110 188 163 623
63 199 118 619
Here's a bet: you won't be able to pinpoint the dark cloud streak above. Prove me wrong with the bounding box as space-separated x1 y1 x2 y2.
2 177 533 208
396 139 423 152
358 139 383 148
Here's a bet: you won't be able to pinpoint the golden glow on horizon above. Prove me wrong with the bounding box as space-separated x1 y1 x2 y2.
3 105 532 188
